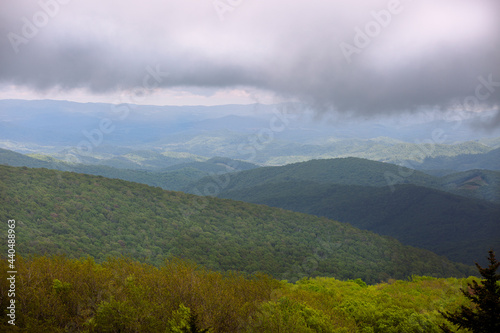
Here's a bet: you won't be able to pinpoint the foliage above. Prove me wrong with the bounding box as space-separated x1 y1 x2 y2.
216 179 500 265
0 165 476 284
440 250 500 332
0 256 478 332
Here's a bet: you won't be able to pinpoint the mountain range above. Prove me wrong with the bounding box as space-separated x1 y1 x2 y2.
2 147 499 266
2 99 500 170
186 157 500 265
0 164 476 284
1 99 499 280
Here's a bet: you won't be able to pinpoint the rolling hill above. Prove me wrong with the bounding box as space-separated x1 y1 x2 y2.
2 99 500 168
185 157 441 193
0 148 258 191
187 158 500 265
215 181 500 265
186 156 500 203
0 165 476 283
415 147 500 171
440 169 500 202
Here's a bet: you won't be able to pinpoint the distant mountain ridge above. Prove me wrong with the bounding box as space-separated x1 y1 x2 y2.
0 148 258 191
1 99 499 169
186 157 439 192
2 147 498 202
416 147 500 171
187 157 500 265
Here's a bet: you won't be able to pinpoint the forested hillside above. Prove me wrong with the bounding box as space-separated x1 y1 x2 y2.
217 181 500 265
440 169 500 202
0 148 257 191
2 148 498 202
0 165 475 284
185 157 440 193
187 157 500 265
187 156 499 203
2 0 500 328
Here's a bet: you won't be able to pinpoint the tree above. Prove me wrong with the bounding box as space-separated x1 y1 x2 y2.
166 304 211 333
440 250 500 333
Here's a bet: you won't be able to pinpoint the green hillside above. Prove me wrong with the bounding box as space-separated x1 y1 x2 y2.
187 156 500 203
0 165 475 284
0 148 257 191
440 169 500 202
162 156 258 173
217 181 500 265
0 147 55 168
230 138 493 166
3 148 497 202
185 157 440 195
51 148 208 171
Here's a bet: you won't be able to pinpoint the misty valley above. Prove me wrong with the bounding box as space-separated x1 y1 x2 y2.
0 99 499 332
2 0 500 330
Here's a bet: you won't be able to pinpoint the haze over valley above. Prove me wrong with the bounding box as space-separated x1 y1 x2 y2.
1 0 499 331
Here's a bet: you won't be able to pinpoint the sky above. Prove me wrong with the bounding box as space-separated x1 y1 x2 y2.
0 0 499 126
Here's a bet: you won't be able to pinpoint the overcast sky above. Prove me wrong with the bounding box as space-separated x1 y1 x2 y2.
1 0 499 124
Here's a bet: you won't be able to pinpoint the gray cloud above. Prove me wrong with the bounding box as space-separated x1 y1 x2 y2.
1 0 499 124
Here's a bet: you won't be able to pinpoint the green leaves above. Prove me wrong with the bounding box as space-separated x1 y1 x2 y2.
440 250 500 333
52 279 71 295
0 255 480 332
166 304 192 333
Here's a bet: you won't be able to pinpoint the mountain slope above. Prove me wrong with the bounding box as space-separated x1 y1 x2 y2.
0 165 475 283
217 181 500 265
0 148 258 191
187 157 499 202
161 156 259 173
0 147 55 168
185 157 441 195
415 147 500 171
440 169 500 202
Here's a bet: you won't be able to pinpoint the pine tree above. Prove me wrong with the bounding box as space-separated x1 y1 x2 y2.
440 250 500 333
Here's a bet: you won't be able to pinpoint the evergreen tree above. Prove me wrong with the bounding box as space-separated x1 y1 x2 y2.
440 250 500 333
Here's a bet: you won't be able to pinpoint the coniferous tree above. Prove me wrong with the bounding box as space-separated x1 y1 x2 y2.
440 250 500 333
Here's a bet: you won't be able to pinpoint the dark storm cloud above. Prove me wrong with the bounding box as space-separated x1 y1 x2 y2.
1 0 499 123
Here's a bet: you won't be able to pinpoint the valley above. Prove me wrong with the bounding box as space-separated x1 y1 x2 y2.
2 1 500 329
1 99 499 332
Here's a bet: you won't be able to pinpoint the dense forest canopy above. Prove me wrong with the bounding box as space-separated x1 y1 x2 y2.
0 256 485 332
0 165 476 284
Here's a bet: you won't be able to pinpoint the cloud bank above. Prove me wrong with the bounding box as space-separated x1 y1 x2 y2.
1 0 499 123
